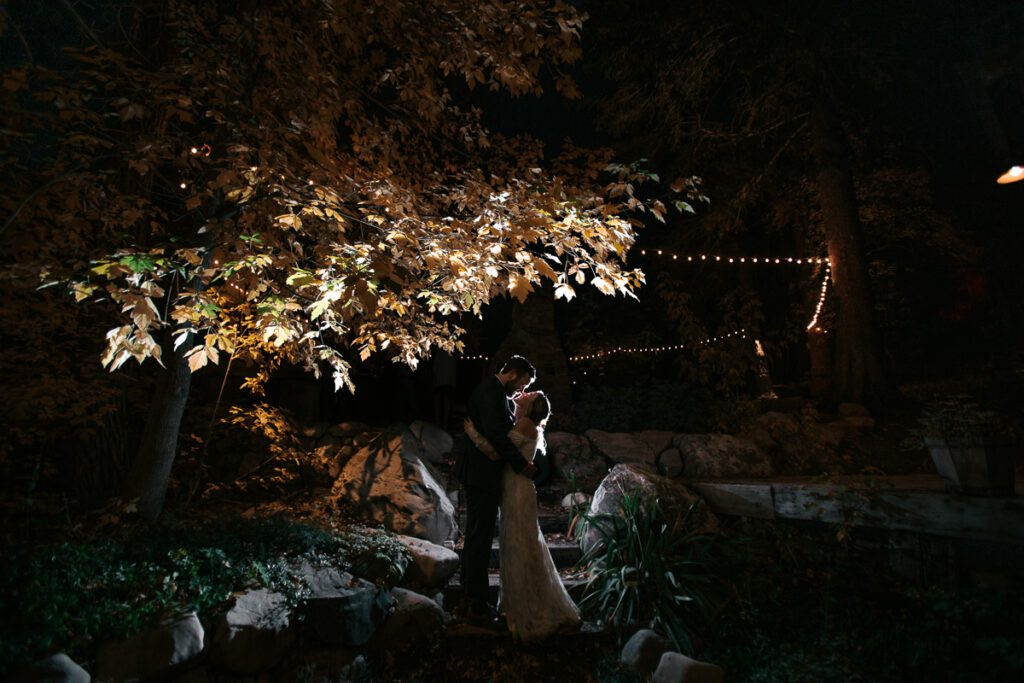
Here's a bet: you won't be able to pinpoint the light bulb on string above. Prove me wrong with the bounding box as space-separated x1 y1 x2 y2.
634 248 829 266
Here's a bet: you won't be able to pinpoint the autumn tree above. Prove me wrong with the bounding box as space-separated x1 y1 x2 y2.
1 1 694 520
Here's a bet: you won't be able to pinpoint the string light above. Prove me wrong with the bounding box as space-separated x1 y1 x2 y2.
459 330 748 364
568 329 746 362
637 249 829 266
806 264 831 330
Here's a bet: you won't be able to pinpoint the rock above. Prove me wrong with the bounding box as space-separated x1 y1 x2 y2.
671 434 773 478
652 652 724 683
838 402 871 418
10 654 90 683
332 426 458 544
208 589 294 675
584 430 661 471
397 535 460 590
621 629 674 679
843 415 876 431
547 432 608 492
749 411 801 443
366 588 445 659
352 431 377 448
561 491 591 509
406 420 454 464
327 421 370 438
96 612 203 683
635 430 676 455
581 464 717 556
298 564 391 646
655 448 684 477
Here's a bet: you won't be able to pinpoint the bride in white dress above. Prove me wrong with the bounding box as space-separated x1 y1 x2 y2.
465 390 582 642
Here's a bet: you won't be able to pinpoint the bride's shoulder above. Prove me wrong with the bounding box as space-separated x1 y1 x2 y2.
512 418 537 436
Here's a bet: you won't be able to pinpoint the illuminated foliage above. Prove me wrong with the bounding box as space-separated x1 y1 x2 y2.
2 0 698 397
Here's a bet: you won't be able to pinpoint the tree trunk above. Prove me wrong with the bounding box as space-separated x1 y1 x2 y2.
123 223 219 521
123 327 197 521
494 286 576 430
809 93 888 411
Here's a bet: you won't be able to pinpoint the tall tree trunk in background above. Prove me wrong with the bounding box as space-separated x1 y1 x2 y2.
123 326 197 521
494 286 576 430
810 92 889 411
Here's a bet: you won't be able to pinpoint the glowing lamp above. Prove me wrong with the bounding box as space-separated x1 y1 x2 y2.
996 165 1024 184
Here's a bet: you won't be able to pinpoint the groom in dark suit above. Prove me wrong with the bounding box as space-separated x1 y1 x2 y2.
458 355 539 621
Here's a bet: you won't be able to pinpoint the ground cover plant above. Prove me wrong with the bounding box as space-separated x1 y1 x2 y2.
0 515 410 674
704 520 1024 682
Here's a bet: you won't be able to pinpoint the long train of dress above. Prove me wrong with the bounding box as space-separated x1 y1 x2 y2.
497 430 581 642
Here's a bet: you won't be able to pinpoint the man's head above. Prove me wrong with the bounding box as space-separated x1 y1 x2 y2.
496 355 536 396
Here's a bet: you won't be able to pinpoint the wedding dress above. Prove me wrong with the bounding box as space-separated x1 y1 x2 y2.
497 429 581 642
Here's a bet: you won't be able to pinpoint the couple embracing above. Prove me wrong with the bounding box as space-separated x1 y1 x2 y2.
455 355 581 642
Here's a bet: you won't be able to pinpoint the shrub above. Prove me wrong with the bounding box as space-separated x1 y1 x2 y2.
0 516 410 674
575 491 730 652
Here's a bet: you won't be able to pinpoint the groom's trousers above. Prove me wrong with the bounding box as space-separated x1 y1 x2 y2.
462 483 500 608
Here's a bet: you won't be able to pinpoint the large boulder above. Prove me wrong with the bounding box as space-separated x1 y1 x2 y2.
406 420 454 464
10 654 90 683
547 431 608 492
581 464 718 555
298 565 391 646
366 588 446 660
621 629 674 680
584 429 671 471
671 434 773 478
208 589 294 675
397 535 460 590
652 652 724 683
96 612 204 683
315 422 375 478
332 426 458 544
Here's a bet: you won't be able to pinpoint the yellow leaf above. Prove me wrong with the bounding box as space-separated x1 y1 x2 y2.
509 274 534 303
73 283 97 302
554 284 575 301
186 346 208 372
591 276 615 296
651 200 666 223
534 258 558 281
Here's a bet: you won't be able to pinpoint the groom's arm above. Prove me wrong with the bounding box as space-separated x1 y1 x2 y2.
477 387 538 479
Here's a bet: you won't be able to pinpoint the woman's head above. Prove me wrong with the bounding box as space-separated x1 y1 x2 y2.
526 391 551 425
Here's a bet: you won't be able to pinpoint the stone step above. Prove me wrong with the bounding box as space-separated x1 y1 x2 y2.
445 618 609 641
444 569 589 605
454 538 581 569
456 513 572 537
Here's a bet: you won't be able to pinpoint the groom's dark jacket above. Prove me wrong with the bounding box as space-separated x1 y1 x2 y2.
461 375 534 496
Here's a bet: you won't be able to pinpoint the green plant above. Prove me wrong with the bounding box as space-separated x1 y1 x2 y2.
575 492 726 653
0 516 410 674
